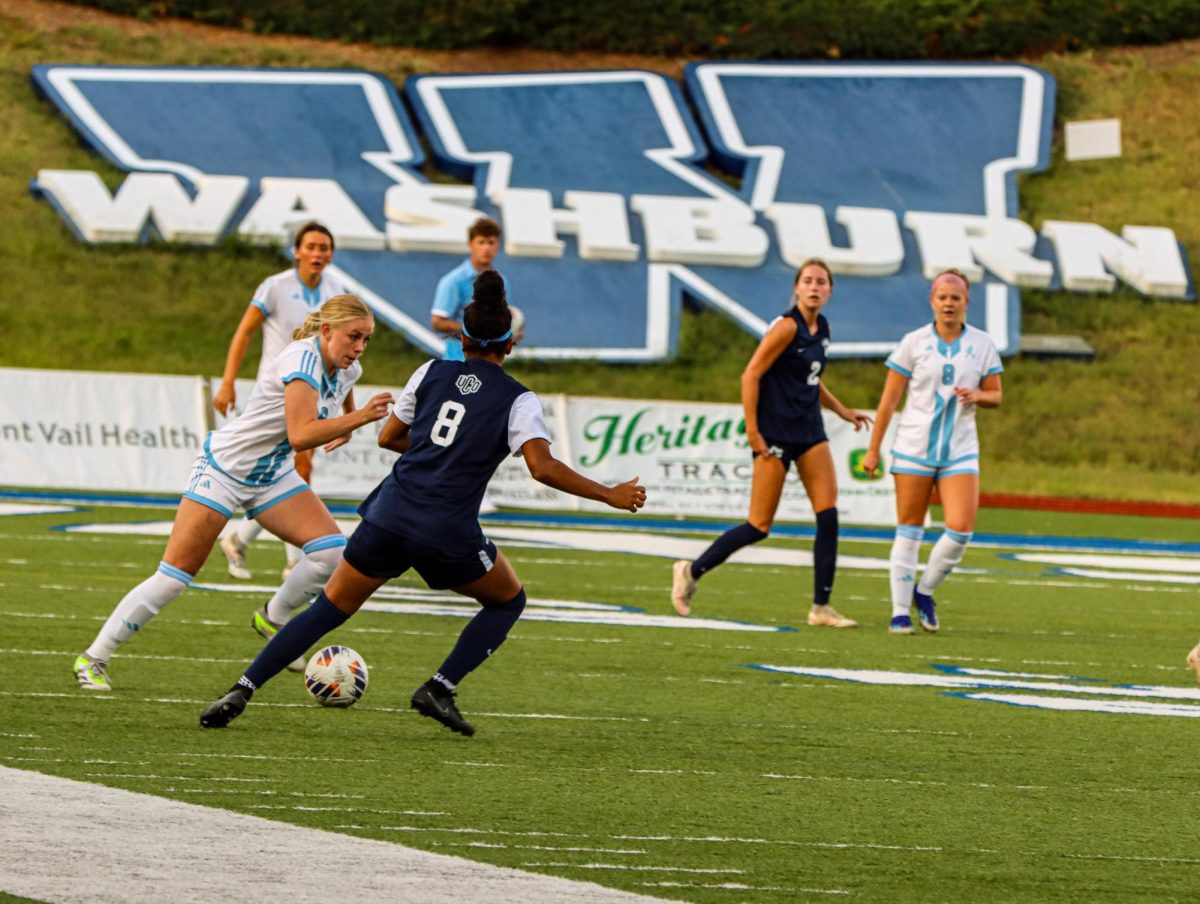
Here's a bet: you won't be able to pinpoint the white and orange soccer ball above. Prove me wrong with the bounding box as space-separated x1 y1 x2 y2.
304 645 368 707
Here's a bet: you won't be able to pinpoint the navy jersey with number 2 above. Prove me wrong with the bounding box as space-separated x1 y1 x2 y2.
358 358 551 547
756 309 830 445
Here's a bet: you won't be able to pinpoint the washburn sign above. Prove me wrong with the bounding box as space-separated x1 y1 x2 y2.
30 64 1192 362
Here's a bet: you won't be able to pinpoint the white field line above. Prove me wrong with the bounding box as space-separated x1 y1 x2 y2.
0 765 668 904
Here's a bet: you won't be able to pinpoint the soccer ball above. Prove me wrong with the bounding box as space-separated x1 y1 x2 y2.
304 645 368 708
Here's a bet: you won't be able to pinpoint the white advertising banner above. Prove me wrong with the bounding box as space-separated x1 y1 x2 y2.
0 367 205 493
539 396 898 525
2 368 896 525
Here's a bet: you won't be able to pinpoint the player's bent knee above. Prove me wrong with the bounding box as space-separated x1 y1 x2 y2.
301 535 347 580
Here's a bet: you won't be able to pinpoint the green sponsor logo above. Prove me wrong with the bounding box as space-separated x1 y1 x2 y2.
579 409 746 466
849 449 883 481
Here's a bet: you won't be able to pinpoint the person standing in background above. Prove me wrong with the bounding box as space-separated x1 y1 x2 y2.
860 269 1004 635
671 260 869 628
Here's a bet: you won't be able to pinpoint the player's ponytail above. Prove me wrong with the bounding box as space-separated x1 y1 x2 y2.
461 270 513 351
292 294 373 340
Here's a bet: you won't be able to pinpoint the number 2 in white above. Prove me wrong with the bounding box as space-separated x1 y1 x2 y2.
431 400 466 446
807 361 823 386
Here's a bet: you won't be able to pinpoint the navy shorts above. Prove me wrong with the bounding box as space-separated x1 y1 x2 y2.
343 518 498 590
754 437 827 468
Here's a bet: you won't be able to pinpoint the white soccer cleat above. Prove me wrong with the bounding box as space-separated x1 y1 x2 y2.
807 604 858 629
1188 641 1200 684
219 533 253 580
73 654 112 691
671 559 697 616
251 605 306 672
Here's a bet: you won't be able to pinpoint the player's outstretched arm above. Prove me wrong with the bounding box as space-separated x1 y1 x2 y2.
521 438 646 513
284 382 393 451
818 382 872 431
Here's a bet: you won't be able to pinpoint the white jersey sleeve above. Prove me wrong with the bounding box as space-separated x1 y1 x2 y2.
276 341 324 393
507 391 553 455
392 360 434 426
886 330 919 377
980 337 1004 378
250 273 279 319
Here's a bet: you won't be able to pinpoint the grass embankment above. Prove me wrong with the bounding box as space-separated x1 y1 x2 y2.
0 4 1197 501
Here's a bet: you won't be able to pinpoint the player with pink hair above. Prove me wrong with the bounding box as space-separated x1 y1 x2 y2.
861 270 1004 634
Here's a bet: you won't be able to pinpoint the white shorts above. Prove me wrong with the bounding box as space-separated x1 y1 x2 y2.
889 451 980 479
182 454 310 519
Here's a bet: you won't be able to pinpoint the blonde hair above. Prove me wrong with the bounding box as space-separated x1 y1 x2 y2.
292 294 373 340
794 258 833 287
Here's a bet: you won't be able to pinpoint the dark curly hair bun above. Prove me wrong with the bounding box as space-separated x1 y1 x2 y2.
463 269 512 345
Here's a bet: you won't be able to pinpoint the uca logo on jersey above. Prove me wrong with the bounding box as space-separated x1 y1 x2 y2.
455 374 483 395
28 64 1193 362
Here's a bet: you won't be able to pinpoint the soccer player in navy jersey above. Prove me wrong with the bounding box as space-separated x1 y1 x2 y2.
671 260 870 628
201 270 646 735
431 216 509 514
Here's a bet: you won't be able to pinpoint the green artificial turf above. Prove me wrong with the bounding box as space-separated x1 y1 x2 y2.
2 500 1198 902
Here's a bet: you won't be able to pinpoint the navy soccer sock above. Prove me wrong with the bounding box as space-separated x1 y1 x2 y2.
813 507 839 604
240 592 349 692
692 522 768 579
435 589 526 687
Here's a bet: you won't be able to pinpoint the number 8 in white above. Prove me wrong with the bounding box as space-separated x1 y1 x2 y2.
431 400 466 446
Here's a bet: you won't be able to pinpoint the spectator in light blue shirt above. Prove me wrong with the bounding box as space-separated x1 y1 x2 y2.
430 217 508 361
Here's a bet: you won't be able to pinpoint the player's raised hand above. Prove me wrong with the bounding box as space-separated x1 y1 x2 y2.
358 392 395 426
607 476 647 513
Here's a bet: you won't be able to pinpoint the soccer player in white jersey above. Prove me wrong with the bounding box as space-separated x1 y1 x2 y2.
214 222 352 580
73 296 393 691
200 270 646 735
861 270 1004 634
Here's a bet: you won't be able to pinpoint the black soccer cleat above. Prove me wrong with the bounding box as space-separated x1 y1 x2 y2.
200 686 251 729
410 680 475 736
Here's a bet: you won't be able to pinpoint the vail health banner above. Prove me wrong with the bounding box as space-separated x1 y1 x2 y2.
0 368 205 492
0 367 895 524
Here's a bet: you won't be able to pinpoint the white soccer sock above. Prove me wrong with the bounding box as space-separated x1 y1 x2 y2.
283 542 302 564
234 519 264 546
264 536 346 624
86 563 192 662
889 525 924 619
918 529 972 595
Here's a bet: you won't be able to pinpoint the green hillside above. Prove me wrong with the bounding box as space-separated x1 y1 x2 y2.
1 3 1198 502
